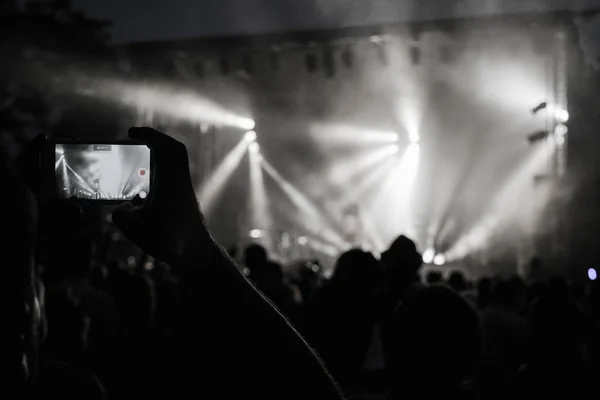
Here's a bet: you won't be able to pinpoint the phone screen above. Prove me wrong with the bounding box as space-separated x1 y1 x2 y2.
55 143 151 200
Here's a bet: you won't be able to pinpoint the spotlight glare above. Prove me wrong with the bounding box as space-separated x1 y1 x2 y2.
245 130 257 142
422 248 435 264
250 229 262 239
555 109 569 123
55 148 64 155
433 254 446 266
238 118 256 130
555 124 568 137
589 268 597 281
249 142 260 153
409 133 420 144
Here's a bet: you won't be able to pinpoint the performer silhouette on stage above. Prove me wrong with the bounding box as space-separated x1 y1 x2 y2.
93 179 101 199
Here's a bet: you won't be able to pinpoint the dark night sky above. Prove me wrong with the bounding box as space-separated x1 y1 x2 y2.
70 0 600 43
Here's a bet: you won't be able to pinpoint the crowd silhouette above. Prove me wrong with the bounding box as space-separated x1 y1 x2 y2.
2 128 599 400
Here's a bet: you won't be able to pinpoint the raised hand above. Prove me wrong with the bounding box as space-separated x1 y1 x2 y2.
113 127 210 265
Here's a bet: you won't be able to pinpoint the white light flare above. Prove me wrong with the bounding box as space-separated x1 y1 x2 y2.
245 130 257 142
199 137 250 214
589 268 597 281
422 248 435 264
433 254 446 266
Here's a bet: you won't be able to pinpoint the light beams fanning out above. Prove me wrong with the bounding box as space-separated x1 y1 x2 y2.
199 137 250 213
261 158 347 248
445 143 553 262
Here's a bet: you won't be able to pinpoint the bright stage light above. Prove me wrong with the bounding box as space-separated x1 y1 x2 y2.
297 236 308 245
589 268 597 281
409 133 420 144
433 254 446 266
555 124 568 137
245 130 257 142
238 118 256 130
248 142 260 153
422 248 435 264
56 148 64 155
249 229 262 239
554 108 569 123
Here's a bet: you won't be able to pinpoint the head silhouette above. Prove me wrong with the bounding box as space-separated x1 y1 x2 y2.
381 235 422 287
388 285 481 392
448 270 467 293
330 249 378 292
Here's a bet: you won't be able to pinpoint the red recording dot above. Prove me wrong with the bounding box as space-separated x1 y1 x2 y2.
138 168 147 177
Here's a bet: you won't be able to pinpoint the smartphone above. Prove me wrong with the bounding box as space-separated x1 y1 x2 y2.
47 140 151 203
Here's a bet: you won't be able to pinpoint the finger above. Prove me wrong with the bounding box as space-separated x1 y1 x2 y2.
128 127 177 150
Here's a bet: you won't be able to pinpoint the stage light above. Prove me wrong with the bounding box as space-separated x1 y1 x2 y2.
409 133 420 144
250 229 262 239
56 148 64 155
555 124 568 137
249 142 260 153
422 248 435 264
298 236 308 245
245 130 257 142
238 118 256 130
433 254 446 266
589 268 597 281
555 108 569 123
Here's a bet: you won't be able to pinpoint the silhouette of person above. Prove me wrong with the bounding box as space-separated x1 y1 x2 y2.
306 249 380 388
0 154 106 399
386 285 481 400
110 127 343 399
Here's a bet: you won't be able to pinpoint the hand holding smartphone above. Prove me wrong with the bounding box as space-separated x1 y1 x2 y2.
46 140 152 203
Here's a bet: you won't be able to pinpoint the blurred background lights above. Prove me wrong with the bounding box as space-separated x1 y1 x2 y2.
589 268 597 281
433 254 446 266
422 248 435 264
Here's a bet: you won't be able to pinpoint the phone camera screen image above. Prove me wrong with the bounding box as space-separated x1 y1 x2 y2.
55 144 150 200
